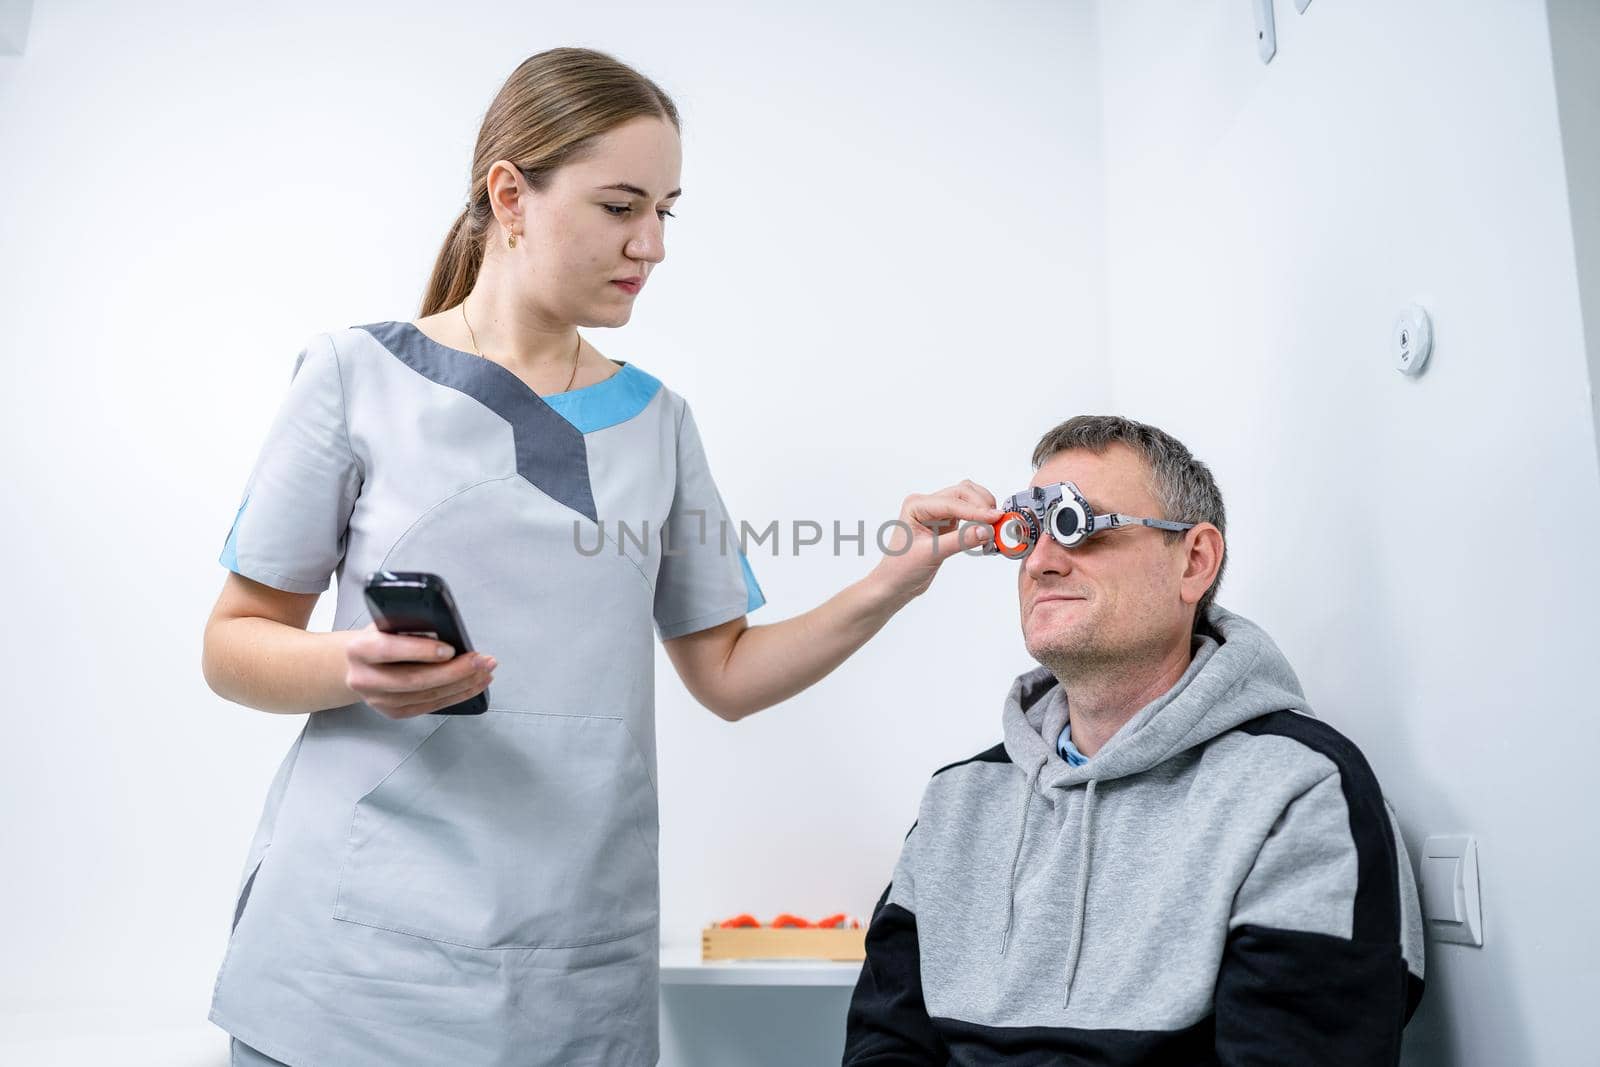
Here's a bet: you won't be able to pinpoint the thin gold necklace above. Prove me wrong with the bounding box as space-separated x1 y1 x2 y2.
461 302 581 395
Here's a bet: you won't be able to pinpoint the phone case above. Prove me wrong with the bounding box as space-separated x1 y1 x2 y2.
361 571 488 715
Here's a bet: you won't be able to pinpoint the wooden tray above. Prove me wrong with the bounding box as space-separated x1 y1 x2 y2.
701 924 866 962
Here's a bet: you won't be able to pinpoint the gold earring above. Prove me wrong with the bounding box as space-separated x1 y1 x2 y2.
508 231 519 249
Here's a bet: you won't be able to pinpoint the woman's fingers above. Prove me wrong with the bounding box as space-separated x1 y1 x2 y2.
345 623 496 713
933 479 1000 514
883 487 1000 565
359 664 494 718
381 671 494 720
871 480 1005 601
934 479 998 511
348 624 459 667
348 648 483 695
360 656 492 700
961 478 1000 512
907 489 1003 533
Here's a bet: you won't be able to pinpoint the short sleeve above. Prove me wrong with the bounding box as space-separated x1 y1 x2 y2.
218 333 363 594
653 402 766 640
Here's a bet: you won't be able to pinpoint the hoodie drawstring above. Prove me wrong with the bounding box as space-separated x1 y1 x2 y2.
1062 777 1098 1006
999 763 1041 955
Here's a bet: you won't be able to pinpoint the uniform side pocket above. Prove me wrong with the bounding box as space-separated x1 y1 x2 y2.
332 711 658 950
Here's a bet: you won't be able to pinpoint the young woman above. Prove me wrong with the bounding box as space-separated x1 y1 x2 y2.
202 47 998 1067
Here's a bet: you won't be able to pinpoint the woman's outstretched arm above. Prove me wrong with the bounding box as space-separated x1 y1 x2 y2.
662 482 999 721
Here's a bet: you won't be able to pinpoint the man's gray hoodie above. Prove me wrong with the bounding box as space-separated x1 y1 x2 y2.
844 605 1425 1066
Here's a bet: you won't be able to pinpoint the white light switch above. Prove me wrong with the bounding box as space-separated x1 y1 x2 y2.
1419 835 1483 947
1420 857 1461 921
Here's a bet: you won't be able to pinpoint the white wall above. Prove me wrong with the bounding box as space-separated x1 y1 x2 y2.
1095 1 1600 1063
1549 0 1600 477
13 1 1594 1063
0 1 1104 1063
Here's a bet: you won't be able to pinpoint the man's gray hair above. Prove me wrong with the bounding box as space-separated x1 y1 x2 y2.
1031 415 1227 621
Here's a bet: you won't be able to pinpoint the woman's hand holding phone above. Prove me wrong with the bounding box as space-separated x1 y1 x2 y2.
343 625 496 720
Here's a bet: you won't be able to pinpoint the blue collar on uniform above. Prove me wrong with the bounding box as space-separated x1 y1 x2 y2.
542 362 663 434
1057 720 1090 766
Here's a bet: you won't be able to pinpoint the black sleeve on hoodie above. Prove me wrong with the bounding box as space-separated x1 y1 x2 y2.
842 883 948 1066
1214 710 1425 1066
1214 924 1416 1066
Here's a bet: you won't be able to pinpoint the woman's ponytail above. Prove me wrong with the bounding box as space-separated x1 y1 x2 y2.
419 205 485 318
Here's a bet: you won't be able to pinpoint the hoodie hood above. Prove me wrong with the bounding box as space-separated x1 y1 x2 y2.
1002 603 1310 795
994 603 1310 1004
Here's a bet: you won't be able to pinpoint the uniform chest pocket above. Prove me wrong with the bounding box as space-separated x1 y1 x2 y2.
332 711 658 950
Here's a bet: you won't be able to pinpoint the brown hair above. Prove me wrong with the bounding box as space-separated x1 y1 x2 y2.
419 47 680 317
1032 415 1228 621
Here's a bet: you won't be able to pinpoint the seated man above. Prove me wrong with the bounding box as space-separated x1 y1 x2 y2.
844 415 1424 1066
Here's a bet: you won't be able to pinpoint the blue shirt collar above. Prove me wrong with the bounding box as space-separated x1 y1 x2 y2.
1056 719 1090 767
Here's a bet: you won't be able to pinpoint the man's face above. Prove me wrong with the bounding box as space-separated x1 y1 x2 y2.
1018 445 1195 671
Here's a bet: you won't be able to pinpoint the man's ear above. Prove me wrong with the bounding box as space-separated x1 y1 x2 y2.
1179 523 1224 607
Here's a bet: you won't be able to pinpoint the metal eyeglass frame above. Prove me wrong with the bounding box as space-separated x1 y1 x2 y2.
989 480 1196 559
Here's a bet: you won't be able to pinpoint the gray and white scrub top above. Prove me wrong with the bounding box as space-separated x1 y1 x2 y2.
208 321 764 1067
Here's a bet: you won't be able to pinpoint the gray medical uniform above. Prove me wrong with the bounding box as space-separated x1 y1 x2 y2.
208 321 764 1066
232 1037 290 1066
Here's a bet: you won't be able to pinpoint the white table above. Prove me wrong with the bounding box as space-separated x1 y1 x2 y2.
659 946 861 987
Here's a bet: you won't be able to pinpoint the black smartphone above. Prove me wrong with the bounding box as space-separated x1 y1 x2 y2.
362 570 488 716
